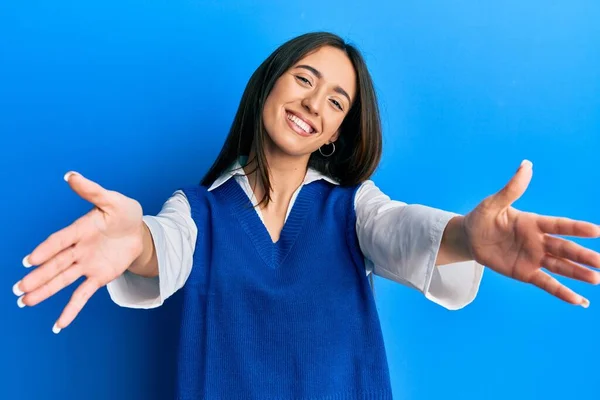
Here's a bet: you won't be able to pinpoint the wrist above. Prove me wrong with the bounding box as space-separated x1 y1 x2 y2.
129 221 153 275
438 215 473 266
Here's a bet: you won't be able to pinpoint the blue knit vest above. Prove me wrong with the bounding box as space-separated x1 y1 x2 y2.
176 178 393 399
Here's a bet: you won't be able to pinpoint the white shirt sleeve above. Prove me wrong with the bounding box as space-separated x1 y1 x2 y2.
105 190 197 309
355 180 484 310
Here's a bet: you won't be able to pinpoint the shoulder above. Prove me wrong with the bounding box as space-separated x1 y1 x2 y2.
354 180 390 205
325 180 387 210
175 184 214 221
178 184 210 202
308 179 360 198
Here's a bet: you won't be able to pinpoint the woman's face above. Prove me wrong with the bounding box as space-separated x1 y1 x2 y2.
262 45 357 158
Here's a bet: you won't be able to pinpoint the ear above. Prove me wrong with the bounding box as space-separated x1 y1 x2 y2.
329 130 341 143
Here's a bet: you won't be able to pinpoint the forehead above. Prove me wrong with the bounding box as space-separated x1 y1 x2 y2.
292 46 357 100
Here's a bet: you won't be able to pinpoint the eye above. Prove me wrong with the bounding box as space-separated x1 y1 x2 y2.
295 76 312 86
330 99 343 111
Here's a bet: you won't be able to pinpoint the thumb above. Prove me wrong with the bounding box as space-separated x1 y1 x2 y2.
492 160 533 209
64 171 113 210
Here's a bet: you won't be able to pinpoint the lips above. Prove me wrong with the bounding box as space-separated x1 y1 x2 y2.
285 109 317 134
285 114 312 137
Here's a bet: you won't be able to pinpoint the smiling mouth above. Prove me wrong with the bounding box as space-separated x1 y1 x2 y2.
285 110 316 135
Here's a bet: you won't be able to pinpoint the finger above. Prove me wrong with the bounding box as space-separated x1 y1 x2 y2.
544 235 600 270
19 244 78 294
542 253 600 285
529 270 589 307
65 171 114 211
536 215 600 238
53 278 99 333
23 263 82 307
492 160 533 209
26 217 84 268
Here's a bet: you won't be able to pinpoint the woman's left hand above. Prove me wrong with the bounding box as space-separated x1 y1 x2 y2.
463 160 600 307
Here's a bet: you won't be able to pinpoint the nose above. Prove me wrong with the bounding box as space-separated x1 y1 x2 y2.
301 91 322 116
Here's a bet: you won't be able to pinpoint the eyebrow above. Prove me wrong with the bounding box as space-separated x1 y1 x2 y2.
296 64 352 105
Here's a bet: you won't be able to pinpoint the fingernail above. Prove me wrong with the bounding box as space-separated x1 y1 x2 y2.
17 296 25 308
63 171 79 182
520 159 533 169
580 298 590 308
22 255 32 268
12 281 24 296
52 323 61 334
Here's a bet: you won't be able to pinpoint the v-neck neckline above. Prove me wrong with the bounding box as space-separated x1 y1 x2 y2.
216 178 318 269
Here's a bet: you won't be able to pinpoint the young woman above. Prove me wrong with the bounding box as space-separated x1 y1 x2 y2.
12 32 600 399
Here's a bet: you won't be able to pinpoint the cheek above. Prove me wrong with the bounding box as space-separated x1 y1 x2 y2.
262 97 277 129
263 85 286 122
322 114 345 138
265 79 289 106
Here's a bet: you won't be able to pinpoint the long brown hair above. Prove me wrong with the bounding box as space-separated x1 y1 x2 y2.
202 32 382 291
201 31 383 200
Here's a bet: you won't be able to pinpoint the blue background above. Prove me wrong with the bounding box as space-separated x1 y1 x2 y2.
1 1 599 399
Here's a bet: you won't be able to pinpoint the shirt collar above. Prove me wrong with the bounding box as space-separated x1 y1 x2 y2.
207 157 339 191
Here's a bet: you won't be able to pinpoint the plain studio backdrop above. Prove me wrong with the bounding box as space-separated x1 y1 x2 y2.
1 1 598 399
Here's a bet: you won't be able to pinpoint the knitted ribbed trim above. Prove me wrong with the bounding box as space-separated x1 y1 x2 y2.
215 178 320 269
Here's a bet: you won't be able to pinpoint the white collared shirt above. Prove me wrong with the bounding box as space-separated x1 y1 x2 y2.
106 160 484 310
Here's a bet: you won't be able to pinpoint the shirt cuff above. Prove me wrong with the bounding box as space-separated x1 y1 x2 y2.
105 216 167 309
422 211 484 310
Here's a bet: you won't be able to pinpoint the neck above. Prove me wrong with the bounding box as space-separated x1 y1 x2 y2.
245 144 309 208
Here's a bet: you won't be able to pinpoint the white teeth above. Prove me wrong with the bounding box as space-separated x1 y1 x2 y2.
287 113 313 133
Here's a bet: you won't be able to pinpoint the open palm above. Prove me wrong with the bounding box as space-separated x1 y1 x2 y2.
12 172 145 332
463 160 600 306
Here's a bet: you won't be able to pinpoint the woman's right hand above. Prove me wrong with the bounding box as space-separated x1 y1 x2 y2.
13 171 145 333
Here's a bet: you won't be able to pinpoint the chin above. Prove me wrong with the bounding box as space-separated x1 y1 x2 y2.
264 129 314 158
269 135 313 157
